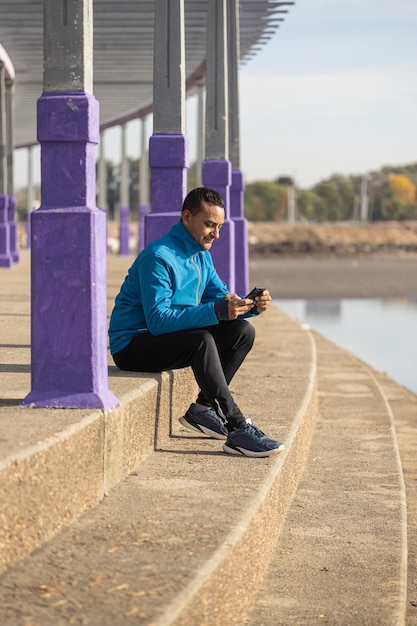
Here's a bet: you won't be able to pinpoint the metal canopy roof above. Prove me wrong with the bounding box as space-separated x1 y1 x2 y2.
0 0 293 149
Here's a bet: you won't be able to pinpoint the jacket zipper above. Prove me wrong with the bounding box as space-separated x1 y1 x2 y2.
191 254 201 305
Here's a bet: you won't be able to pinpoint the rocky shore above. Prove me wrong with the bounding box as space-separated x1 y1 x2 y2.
18 220 417 260
248 221 417 258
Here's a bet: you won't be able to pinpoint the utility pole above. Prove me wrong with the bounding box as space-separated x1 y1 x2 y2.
360 175 369 222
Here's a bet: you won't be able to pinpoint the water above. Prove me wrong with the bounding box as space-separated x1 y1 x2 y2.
273 298 417 396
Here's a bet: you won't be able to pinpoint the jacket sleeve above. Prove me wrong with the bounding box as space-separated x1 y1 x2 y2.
137 253 219 336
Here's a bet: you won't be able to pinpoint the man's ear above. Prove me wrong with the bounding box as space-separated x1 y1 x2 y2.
181 209 191 225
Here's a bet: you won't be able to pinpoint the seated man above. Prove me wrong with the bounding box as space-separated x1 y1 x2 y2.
108 187 284 458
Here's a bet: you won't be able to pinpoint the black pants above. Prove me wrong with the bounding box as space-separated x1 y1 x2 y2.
112 319 255 429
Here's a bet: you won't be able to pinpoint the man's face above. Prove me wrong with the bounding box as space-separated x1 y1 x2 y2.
182 201 225 250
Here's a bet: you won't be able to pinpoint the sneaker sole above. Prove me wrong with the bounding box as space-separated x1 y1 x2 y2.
223 442 285 458
178 415 227 440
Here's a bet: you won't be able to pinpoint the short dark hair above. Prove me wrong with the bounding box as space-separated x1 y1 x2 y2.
182 187 225 215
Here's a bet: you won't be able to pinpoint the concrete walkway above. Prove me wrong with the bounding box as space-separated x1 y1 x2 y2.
0 250 415 625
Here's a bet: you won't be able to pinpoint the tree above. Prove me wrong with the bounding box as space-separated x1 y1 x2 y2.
244 181 287 221
372 186 417 221
297 189 321 221
387 173 416 205
314 181 341 221
187 162 198 192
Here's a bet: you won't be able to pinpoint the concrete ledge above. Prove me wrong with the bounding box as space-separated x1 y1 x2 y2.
1 250 414 624
0 252 321 625
0 308 320 626
104 367 197 491
156 313 318 625
246 332 408 625
0 411 104 574
0 366 197 575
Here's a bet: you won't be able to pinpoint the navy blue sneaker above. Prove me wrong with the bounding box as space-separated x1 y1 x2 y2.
179 403 227 440
223 422 285 457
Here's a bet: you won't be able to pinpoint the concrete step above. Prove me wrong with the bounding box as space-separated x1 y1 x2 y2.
0 307 317 626
246 331 410 626
371 370 417 625
0 251 197 574
2 250 413 624
0 364 197 576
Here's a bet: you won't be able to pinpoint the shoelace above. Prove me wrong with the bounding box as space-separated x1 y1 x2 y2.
243 422 265 438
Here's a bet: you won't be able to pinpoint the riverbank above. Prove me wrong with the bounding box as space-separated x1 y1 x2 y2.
19 220 417 259
16 220 417 299
248 221 417 298
248 220 417 258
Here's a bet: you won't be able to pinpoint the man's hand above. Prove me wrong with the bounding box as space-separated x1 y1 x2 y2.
224 291 271 319
253 289 271 313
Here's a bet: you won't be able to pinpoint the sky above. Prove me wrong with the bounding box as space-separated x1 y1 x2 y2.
14 0 417 191
235 0 417 188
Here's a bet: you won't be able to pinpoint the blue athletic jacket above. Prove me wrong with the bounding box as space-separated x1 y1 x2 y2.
109 220 234 354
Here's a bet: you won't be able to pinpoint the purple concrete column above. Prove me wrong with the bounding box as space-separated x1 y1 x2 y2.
97 130 107 212
0 62 12 268
26 207 31 249
195 79 205 187
26 146 34 249
22 92 118 409
8 196 19 263
145 133 188 245
0 194 12 267
202 158 235 292
204 0 235 291
146 1 187 245
230 169 248 295
101 206 110 253
5 75 18 263
227 1 248 296
119 205 130 256
118 122 130 253
138 203 149 253
138 115 149 252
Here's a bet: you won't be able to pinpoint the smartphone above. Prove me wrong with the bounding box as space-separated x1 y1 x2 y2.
245 286 265 312
245 286 265 301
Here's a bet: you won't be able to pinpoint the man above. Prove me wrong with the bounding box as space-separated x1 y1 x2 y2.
109 187 284 458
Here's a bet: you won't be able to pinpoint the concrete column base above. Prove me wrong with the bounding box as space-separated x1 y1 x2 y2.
145 213 181 248
26 209 31 250
8 196 19 264
146 133 188 245
230 170 249 295
119 205 131 256
22 207 118 409
22 91 118 410
0 195 12 268
202 158 235 292
138 203 149 253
